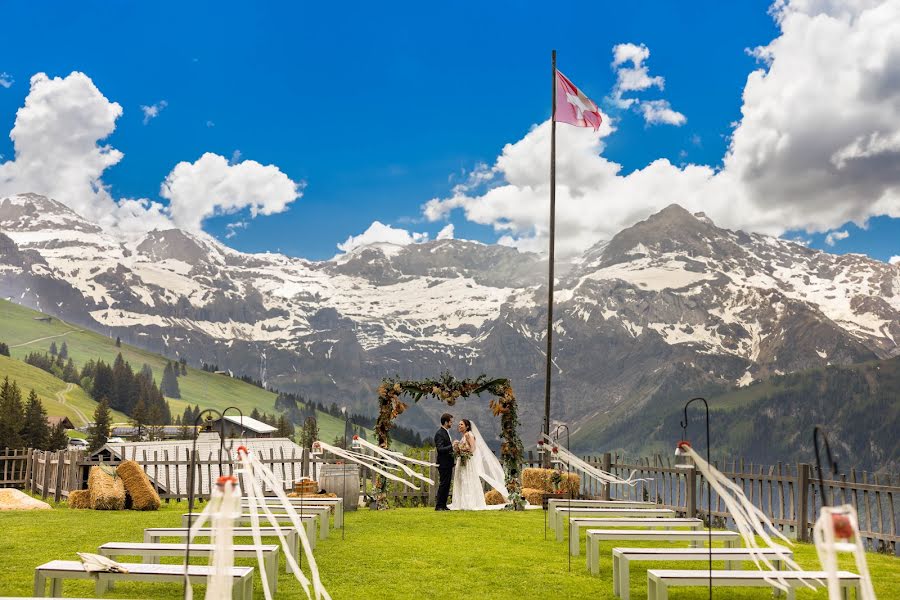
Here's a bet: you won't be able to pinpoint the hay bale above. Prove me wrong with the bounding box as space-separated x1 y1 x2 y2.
67 489 91 509
557 472 581 496
0 489 52 510
116 460 160 511
522 468 554 492
88 466 125 510
484 490 505 505
521 487 546 506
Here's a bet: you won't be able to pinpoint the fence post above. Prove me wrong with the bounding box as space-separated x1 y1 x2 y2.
601 452 612 500
686 465 697 518
796 463 811 542
427 450 437 507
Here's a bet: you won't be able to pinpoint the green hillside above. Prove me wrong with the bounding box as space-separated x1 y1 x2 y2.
574 356 900 472
0 299 363 443
0 354 128 426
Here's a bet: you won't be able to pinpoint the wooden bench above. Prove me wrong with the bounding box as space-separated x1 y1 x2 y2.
612 547 793 600
144 526 302 564
568 517 703 555
547 499 657 512
182 511 321 542
242 497 345 528
586 529 741 575
99 542 279 588
646 569 861 600
33 560 253 599
552 507 675 539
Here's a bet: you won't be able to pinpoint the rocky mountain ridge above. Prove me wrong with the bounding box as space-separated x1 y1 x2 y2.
1 193 898 452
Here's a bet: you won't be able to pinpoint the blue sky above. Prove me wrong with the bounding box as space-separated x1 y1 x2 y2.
0 0 897 263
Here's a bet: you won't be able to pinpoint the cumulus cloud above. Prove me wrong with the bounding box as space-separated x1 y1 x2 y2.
161 152 303 231
610 43 686 126
0 72 128 229
436 223 455 240
889 255 900 265
140 100 167 124
336 221 428 253
824 229 850 246
425 0 900 257
225 220 248 239
0 72 12 88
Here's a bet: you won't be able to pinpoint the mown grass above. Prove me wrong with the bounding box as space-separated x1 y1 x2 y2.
0 299 365 442
0 500 896 599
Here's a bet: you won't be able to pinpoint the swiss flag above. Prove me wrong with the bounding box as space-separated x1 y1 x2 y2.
554 71 602 131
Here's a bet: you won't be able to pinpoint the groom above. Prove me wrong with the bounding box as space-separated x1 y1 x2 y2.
434 412 454 511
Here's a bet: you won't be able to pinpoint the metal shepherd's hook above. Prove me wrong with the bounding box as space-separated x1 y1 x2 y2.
681 397 712 600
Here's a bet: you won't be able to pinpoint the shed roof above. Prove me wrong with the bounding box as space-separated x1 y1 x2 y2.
218 415 277 434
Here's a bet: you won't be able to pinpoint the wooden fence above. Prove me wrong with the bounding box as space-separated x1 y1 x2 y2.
1 447 896 551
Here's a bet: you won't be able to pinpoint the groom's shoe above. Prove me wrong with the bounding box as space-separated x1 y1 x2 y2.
435 507 449 511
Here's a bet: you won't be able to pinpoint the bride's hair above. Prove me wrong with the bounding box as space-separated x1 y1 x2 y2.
460 419 472 433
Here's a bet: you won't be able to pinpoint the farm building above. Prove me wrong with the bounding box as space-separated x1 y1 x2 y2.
47 416 75 430
205 415 277 438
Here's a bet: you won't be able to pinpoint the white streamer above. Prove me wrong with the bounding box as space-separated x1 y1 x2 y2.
813 505 876 600
313 440 423 490
541 434 649 486
206 478 240 599
678 442 817 593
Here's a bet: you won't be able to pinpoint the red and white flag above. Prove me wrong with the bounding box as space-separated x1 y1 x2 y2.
554 71 602 131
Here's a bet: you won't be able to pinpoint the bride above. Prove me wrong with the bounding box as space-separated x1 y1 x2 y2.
448 419 510 511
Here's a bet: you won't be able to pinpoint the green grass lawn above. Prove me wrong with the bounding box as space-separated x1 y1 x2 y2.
0 299 370 443
0 500 896 599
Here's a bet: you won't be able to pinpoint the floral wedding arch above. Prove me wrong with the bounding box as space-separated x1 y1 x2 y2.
374 372 525 509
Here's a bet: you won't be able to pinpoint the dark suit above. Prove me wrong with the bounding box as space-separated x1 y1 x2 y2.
434 427 454 509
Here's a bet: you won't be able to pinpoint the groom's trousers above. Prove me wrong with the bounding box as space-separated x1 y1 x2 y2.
436 466 453 509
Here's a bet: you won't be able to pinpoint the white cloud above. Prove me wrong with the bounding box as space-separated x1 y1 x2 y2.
336 221 428 253
638 100 687 126
0 72 12 88
436 223 455 240
824 229 850 246
425 1 900 257
206 120 215 128
140 100 168 124
610 43 685 126
160 152 303 231
889 255 900 265
225 220 248 239
0 72 128 229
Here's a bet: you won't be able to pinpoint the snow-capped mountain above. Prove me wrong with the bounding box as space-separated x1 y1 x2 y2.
1 193 898 444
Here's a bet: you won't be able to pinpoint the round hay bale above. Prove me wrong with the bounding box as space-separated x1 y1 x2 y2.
484 490 505 505
88 466 125 510
0 489 52 510
522 468 553 492
67 489 91 509
116 460 160 511
521 487 546 506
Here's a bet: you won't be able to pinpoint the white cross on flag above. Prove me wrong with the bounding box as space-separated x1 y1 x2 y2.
554 71 602 131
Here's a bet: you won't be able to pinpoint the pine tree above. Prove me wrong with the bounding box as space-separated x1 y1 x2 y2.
250 408 261 421
179 358 187 376
87 398 111 453
131 397 148 439
299 417 319 450
140 363 154 380
47 422 68 451
49 341 58 356
21 389 49 450
161 362 181 398
276 415 294 439
62 358 78 384
115 336 121 347
0 377 26 449
0 342 9 357
58 341 68 360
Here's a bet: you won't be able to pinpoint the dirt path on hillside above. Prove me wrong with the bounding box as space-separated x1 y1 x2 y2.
11 328 81 348
56 382 89 426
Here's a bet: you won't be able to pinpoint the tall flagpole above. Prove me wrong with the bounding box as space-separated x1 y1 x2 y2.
543 49 557 445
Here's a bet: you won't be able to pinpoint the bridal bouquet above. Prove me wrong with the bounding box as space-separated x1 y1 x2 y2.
453 441 473 466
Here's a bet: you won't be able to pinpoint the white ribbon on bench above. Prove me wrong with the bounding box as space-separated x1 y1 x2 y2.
312 439 427 490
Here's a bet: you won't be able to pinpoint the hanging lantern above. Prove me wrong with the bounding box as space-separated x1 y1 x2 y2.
536 439 546 456
310 441 324 457
832 512 855 540
351 435 362 450
674 441 694 469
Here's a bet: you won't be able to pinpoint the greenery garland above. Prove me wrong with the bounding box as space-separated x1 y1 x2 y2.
375 371 525 510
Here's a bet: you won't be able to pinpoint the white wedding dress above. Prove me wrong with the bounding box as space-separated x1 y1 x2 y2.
448 423 510 511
